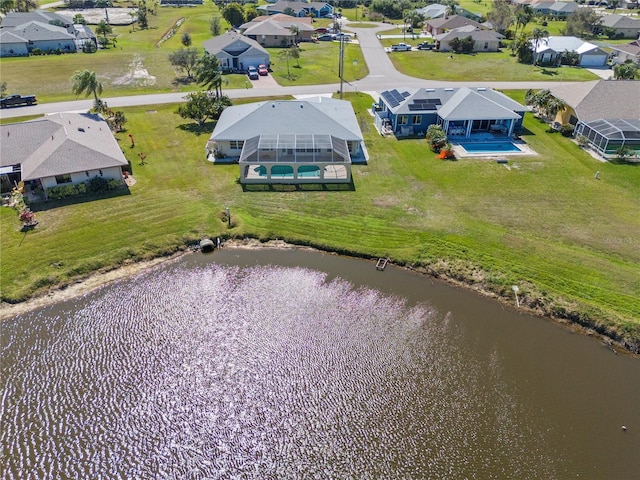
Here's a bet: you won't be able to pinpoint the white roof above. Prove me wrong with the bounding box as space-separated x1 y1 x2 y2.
532 36 599 54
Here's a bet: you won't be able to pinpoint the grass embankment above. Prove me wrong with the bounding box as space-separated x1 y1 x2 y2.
2 92 639 351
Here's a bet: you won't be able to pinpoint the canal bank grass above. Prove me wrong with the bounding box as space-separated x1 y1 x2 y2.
1 93 639 350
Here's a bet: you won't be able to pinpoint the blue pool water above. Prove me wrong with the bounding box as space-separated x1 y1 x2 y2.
460 142 521 153
256 165 320 178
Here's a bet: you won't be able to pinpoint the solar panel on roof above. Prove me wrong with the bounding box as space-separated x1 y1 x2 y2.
381 91 400 108
408 104 422 111
401 91 410 97
426 99 441 105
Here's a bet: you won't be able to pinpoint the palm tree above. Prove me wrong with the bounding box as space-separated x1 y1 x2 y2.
194 53 223 98
71 70 104 113
512 5 533 54
95 20 112 49
530 27 549 65
289 25 299 46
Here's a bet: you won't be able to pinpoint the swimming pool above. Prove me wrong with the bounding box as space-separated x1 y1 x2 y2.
459 142 522 154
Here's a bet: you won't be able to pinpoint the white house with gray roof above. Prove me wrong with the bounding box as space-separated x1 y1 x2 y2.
207 97 366 184
0 113 128 196
203 31 270 72
0 11 96 57
374 87 527 138
531 36 609 67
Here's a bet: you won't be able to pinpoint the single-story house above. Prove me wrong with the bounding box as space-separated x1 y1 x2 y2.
548 80 640 156
531 36 609 67
416 5 481 21
206 97 367 184
434 26 504 52
424 15 484 35
598 14 640 39
373 87 527 138
610 40 640 65
203 31 270 72
258 1 333 19
0 113 128 196
532 1 579 17
240 14 314 47
0 11 96 57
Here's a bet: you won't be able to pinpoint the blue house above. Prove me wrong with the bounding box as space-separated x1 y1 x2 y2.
374 87 527 138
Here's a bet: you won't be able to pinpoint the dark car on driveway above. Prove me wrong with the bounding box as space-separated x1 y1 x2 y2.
247 66 259 80
317 34 334 41
417 42 434 50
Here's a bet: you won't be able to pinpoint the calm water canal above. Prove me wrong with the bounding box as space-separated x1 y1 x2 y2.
2 249 639 479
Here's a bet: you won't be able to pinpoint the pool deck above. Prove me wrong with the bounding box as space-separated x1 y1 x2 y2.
451 135 536 158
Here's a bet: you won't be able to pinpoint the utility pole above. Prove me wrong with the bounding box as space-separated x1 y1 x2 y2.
339 35 345 99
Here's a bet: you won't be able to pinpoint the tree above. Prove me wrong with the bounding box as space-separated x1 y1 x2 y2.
530 27 549 65
222 3 245 28
283 6 295 16
95 20 113 48
511 5 533 54
176 91 231 128
289 25 300 46
449 36 461 53
0 0 14 15
73 14 87 25
169 48 200 79
14 0 36 12
426 124 448 152
71 70 104 113
613 62 638 80
565 8 600 37
444 0 459 17
290 45 301 67
210 16 222 36
137 1 149 29
104 107 127 132
279 49 294 79
195 52 223 97
514 33 533 64
181 32 192 47
487 0 514 35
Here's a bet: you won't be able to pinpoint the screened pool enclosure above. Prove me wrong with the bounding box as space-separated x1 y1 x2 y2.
239 134 352 184
575 119 640 157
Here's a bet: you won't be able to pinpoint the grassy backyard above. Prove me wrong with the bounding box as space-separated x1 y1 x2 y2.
2 92 639 351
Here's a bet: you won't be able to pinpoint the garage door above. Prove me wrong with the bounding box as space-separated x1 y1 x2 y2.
580 54 607 67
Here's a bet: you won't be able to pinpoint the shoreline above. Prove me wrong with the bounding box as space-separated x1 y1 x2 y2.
1 238 637 356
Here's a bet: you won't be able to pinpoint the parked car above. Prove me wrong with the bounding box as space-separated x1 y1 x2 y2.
334 33 352 41
391 42 412 51
0 94 37 108
317 34 334 41
258 64 268 76
247 66 259 80
315 28 329 34
417 42 434 50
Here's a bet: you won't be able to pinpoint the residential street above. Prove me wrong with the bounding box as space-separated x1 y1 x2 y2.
0 20 582 120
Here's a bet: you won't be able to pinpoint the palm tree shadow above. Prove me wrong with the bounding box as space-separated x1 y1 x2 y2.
177 120 216 136
539 68 558 76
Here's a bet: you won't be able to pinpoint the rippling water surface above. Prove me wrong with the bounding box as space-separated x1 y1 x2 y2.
2 250 639 479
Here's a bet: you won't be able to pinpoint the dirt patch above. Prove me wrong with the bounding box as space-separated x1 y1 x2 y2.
113 55 156 86
56 8 136 26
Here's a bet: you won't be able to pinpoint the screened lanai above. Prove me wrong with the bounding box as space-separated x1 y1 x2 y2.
239 134 352 184
575 119 640 157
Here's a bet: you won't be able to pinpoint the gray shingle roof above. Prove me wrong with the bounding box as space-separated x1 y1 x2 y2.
1 113 128 181
209 97 363 142
0 11 71 28
203 31 269 56
599 14 640 29
437 88 521 121
549 80 640 122
9 21 75 42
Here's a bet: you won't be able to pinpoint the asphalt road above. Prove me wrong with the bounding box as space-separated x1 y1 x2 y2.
0 20 579 120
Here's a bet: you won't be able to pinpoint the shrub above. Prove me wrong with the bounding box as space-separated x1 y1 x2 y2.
576 135 589 147
86 175 109 193
560 124 574 137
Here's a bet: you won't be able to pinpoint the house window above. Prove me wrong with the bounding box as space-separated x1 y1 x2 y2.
484 42 489 50
230 140 244 149
55 174 72 184
398 115 408 125
411 115 421 125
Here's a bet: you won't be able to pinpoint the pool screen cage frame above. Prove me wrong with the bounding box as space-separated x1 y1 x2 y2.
575 118 640 156
239 134 352 165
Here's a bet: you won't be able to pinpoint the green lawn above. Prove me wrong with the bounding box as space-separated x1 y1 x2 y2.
2 92 639 350
388 49 599 82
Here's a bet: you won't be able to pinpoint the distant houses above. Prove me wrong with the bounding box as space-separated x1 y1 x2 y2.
434 26 504 53
610 39 640 65
424 15 484 36
598 14 640 39
239 14 315 47
0 11 96 57
257 0 334 19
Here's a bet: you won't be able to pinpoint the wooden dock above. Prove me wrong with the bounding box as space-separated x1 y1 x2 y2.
376 258 389 271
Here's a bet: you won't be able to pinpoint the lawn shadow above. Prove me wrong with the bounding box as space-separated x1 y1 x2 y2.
242 181 355 192
29 187 131 212
177 120 216 136
539 68 559 76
